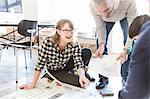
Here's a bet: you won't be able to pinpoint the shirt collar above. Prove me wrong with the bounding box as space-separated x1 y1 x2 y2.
55 42 73 52
67 42 74 48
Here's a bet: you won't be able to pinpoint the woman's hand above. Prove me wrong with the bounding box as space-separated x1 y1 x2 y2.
79 75 90 88
19 84 35 90
117 50 127 64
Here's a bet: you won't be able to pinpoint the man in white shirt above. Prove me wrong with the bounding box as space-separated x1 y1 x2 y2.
90 0 138 57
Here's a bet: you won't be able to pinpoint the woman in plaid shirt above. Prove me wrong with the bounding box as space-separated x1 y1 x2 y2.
19 19 94 89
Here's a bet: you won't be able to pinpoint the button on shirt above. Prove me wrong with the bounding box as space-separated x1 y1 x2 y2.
35 37 85 71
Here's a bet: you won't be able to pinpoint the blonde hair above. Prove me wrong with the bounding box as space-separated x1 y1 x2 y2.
50 19 74 44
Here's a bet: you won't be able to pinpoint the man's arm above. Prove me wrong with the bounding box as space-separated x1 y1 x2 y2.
89 2 107 58
124 0 138 48
126 0 138 26
89 1 106 45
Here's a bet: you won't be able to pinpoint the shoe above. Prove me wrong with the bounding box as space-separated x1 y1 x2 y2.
98 74 108 80
96 77 109 89
96 74 109 89
85 72 95 82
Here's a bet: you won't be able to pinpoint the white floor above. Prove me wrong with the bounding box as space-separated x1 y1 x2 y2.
1 53 123 99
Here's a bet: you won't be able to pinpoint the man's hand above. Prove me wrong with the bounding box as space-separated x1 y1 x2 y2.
116 50 127 64
95 43 105 58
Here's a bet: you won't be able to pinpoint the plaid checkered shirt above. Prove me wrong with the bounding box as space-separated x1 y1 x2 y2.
35 37 85 71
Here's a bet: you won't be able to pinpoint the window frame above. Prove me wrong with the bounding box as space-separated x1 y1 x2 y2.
0 0 22 13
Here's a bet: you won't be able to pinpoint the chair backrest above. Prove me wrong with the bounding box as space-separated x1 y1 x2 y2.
18 20 37 37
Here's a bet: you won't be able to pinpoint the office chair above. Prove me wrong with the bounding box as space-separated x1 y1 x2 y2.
15 20 37 83
14 20 37 56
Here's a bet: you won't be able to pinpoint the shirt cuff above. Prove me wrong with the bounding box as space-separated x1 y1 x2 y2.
35 64 43 71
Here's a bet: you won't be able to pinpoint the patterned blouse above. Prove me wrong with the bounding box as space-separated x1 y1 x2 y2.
35 37 85 71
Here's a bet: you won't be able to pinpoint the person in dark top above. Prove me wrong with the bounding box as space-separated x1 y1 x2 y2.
117 15 150 84
118 20 150 99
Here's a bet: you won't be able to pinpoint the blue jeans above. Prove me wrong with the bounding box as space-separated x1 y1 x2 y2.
96 18 128 54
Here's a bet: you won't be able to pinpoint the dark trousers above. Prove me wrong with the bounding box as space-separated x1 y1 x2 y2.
48 48 92 87
121 58 130 81
121 50 132 81
96 18 128 54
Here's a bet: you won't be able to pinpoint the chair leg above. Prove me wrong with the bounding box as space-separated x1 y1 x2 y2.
30 36 33 59
14 47 16 55
30 48 32 59
16 50 19 83
23 49 27 68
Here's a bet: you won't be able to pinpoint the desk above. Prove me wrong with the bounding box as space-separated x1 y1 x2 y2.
0 23 54 27
0 23 18 42
0 22 55 46
0 23 18 27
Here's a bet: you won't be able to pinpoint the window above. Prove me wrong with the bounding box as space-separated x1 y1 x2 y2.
0 0 22 13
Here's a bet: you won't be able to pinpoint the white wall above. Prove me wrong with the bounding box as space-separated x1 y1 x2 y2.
0 12 23 23
37 0 54 21
0 12 23 34
136 0 149 15
53 0 95 35
37 0 95 36
22 0 37 20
